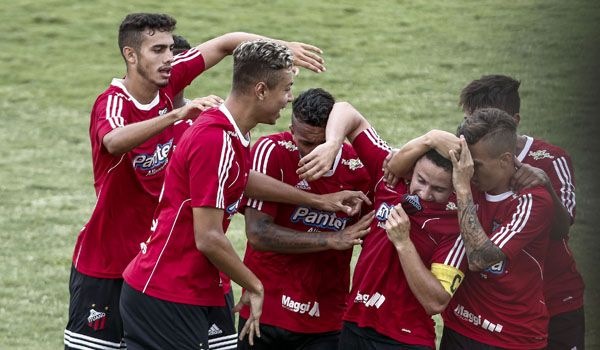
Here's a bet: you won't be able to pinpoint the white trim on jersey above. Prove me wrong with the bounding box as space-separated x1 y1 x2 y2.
105 95 125 129
219 104 250 147
64 329 126 349
247 138 276 210
522 249 543 280
216 132 235 209
364 127 391 152
208 333 238 349
490 194 533 249
172 47 202 66
142 198 192 293
516 135 534 162
444 235 466 269
553 156 576 217
110 78 160 111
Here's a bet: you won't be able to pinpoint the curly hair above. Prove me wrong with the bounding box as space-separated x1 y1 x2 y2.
291 88 335 127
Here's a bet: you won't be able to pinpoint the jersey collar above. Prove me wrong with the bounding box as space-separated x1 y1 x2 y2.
110 78 160 111
485 191 514 202
219 104 250 147
516 135 534 162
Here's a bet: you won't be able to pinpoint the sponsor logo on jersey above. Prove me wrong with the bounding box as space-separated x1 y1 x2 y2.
341 158 364 171
453 304 504 333
290 207 350 230
278 140 298 151
354 291 386 309
446 201 457 211
295 179 311 190
529 149 554 160
208 323 223 336
132 138 173 174
87 308 107 331
281 295 320 317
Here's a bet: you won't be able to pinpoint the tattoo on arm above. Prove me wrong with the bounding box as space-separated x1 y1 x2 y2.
457 195 506 270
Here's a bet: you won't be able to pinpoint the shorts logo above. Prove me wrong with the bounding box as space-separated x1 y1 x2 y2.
354 291 386 309
208 323 223 336
87 308 107 331
281 295 320 317
454 304 503 333
132 138 173 175
290 207 350 230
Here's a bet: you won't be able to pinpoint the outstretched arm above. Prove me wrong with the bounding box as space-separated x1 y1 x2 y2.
245 208 374 254
450 137 506 271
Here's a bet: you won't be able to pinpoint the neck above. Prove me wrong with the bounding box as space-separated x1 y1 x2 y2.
487 167 515 195
122 72 159 104
515 134 527 155
223 94 258 135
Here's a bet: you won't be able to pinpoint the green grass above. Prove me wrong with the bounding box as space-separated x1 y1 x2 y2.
1 0 599 348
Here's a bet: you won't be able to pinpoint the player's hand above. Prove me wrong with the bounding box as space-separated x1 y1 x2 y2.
510 157 550 193
285 42 325 73
315 190 372 216
175 95 224 121
385 204 411 249
297 141 340 181
382 149 400 188
233 289 264 346
190 95 224 111
428 130 461 159
449 136 474 192
328 211 374 250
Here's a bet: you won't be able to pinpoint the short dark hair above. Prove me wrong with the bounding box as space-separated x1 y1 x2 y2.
118 13 176 58
291 88 335 127
459 75 521 117
422 149 452 173
172 34 191 55
232 39 293 92
457 108 518 156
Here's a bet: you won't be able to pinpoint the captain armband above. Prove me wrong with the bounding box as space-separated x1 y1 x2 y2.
431 263 465 296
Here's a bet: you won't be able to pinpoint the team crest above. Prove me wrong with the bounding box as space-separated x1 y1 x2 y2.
158 107 168 116
342 158 364 171
87 307 107 331
484 260 507 275
278 140 298 151
529 149 554 160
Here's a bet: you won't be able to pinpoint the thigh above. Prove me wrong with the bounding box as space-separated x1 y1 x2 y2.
64 265 125 350
547 307 585 350
120 282 210 350
300 331 341 350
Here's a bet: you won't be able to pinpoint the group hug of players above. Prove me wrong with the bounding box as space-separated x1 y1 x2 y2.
63 12 584 350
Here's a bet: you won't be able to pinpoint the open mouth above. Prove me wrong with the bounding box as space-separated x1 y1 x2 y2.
158 66 172 78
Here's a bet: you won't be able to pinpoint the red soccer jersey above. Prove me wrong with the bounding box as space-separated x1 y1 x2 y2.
443 187 554 349
239 132 372 333
72 49 205 278
343 128 465 348
517 136 583 316
123 105 251 306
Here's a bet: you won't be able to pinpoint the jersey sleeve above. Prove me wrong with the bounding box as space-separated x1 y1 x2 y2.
351 127 392 181
431 234 467 296
547 152 576 220
244 136 281 218
169 48 206 97
489 191 553 261
93 93 129 144
188 127 234 209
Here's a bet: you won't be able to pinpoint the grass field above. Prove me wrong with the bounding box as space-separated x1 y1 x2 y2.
1 0 599 348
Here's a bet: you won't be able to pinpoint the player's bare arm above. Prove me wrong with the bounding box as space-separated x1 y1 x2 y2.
196 32 325 73
102 98 211 155
510 158 572 239
298 102 370 180
385 204 460 315
450 137 506 271
245 208 374 253
246 170 371 215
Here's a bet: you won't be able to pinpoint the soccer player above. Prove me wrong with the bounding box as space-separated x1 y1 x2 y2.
64 12 328 350
440 108 554 349
458 75 583 350
298 103 466 349
237 88 374 350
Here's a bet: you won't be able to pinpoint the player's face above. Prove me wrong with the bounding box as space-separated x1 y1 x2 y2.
409 157 453 203
135 30 174 88
290 119 326 158
468 140 507 194
258 69 294 124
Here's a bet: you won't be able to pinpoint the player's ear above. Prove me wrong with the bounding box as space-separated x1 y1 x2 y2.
499 152 513 169
123 46 137 65
513 113 521 126
254 81 267 101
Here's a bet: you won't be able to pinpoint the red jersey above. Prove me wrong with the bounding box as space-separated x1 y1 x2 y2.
443 187 554 349
239 132 371 333
123 105 251 306
343 128 465 348
73 49 205 278
517 136 583 316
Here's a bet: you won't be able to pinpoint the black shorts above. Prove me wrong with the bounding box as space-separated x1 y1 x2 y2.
547 307 585 350
207 288 237 349
338 322 432 350
120 282 235 350
64 265 126 350
237 317 340 350
440 327 515 350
